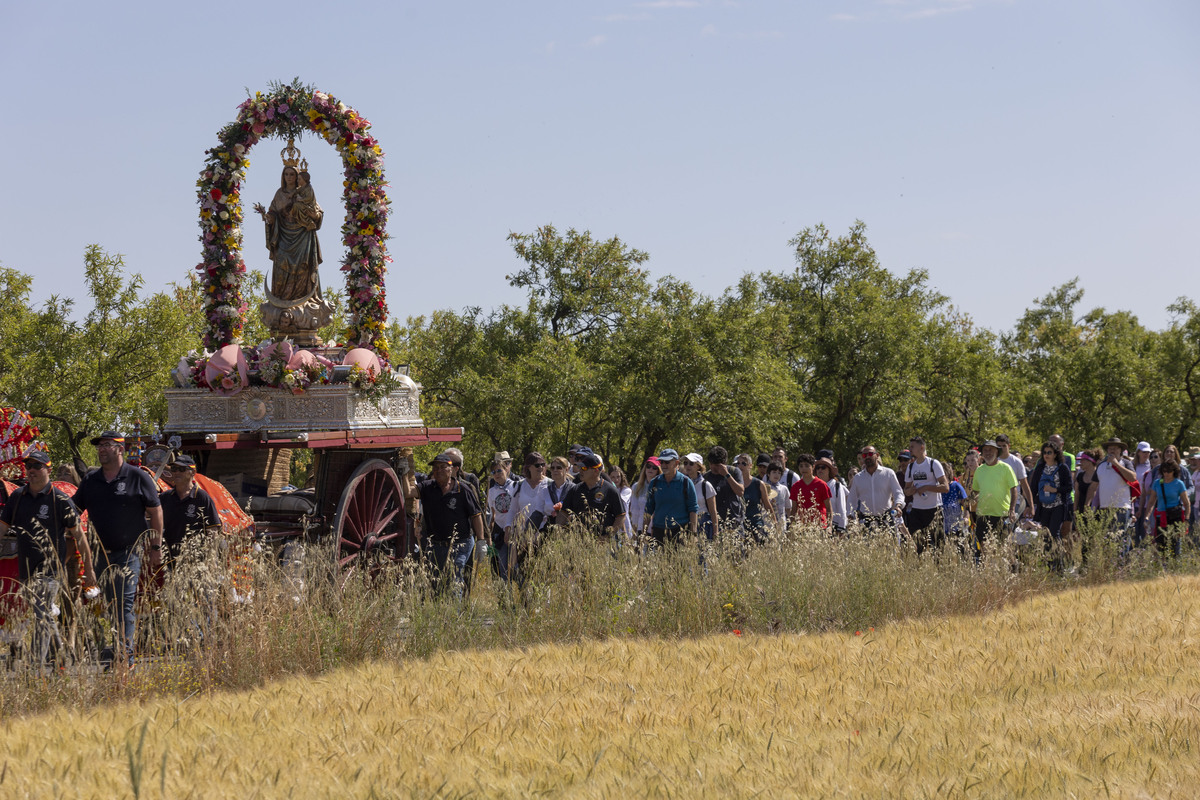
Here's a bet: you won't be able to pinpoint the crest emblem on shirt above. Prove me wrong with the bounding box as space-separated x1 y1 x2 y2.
594 491 604 502
37 504 50 519
116 481 128 495
185 505 198 518
447 498 457 510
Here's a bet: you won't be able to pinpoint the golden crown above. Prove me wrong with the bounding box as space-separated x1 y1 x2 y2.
280 138 309 171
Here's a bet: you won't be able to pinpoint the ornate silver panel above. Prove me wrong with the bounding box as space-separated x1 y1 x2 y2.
165 381 424 433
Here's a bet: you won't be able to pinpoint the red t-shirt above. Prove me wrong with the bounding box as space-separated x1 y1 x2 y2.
790 477 831 524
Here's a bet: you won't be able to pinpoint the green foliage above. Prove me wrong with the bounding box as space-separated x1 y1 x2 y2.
0 222 1192 475
0 246 198 460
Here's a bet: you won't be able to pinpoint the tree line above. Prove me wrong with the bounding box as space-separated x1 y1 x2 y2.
2 224 1197 475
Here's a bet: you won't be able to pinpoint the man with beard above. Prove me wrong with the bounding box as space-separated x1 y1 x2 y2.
846 445 905 535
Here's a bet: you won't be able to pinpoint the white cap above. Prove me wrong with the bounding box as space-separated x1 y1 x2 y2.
683 452 704 465
1137 441 1152 453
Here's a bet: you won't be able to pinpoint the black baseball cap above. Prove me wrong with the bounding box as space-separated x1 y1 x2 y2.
428 453 454 466
755 453 772 467
90 430 125 446
578 452 603 469
173 455 198 470
23 449 51 467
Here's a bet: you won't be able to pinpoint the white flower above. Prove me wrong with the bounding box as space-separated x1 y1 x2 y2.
219 211 229 220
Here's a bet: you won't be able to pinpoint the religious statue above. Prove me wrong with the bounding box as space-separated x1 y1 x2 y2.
253 139 333 345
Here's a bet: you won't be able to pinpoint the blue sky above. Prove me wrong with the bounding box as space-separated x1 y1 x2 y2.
1 0 1196 334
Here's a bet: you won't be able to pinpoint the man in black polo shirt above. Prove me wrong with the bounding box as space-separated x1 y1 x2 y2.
561 451 626 539
160 455 220 566
0 447 97 670
72 430 162 668
403 453 485 598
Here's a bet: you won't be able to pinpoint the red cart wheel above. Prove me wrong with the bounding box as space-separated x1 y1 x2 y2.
331 458 409 581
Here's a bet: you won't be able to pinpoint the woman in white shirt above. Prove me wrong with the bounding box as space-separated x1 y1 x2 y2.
627 457 661 538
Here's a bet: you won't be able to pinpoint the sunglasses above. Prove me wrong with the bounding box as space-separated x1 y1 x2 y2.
24 462 49 471
491 468 505 475
530 463 547 469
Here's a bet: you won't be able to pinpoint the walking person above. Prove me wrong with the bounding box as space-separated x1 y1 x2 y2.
736 454 777 543
996 435 1034 521
703 447 745 539
1143 460 1190 560
846 446 905 537
0 447 97 672
1086 437 1137 551
642 449 699 548
902 437 948 553
626 457 661 540
561 451 627 539
682 453 718 540
544 456 575 531
814 457 847 533
972 440 1019 563
1029 441 1073 572
788 454 832 531
402 453 485 599
159 455 220 568
485 458 519 584
71 431 163 669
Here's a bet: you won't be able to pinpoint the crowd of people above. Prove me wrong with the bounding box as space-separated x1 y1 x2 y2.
2 428 1194 671
400 433 1197 596
1 432 220 672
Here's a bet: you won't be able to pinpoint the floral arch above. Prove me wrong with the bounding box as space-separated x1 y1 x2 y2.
196 80 390 360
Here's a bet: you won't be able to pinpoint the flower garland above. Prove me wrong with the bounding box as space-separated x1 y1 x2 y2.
196 80 391 360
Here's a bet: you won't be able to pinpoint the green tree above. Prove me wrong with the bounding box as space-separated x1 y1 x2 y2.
0 246 200 461
759 221 949 465
1003 280 1158 450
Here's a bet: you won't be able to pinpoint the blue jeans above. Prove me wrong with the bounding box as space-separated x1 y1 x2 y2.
28 576 62 671
100 548 140 665
427 537 473 599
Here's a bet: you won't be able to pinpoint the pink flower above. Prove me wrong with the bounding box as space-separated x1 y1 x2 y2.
221 376 236 389
252 122 265 135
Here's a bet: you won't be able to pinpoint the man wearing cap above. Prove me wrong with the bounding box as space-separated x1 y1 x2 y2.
403 453 485 598
972 440 1019 560
903 437 948 553
561 451 626 539
642 449 699 547
72 431 163 668
1087 437 1136 536
846 446 905 533
159 456 220 566
0 447 97 670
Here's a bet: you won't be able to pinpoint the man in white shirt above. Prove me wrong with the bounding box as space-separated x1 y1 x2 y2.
995 434 1033 520
1086 436 1136 535
903 436 948 553
847 445 904 536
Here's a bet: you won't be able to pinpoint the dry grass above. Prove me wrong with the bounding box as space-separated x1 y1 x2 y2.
2 573 1198 798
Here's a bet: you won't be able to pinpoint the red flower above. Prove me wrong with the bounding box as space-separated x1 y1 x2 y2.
210 188 222 201
732 629 742 636
855 631 862 636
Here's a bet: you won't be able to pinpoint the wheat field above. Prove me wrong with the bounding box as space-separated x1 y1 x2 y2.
2 574 1198 799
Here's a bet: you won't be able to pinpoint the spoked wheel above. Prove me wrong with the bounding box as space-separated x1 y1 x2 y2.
331 459 409 584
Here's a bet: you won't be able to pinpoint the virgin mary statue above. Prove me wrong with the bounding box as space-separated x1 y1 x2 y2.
253 140 333 344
